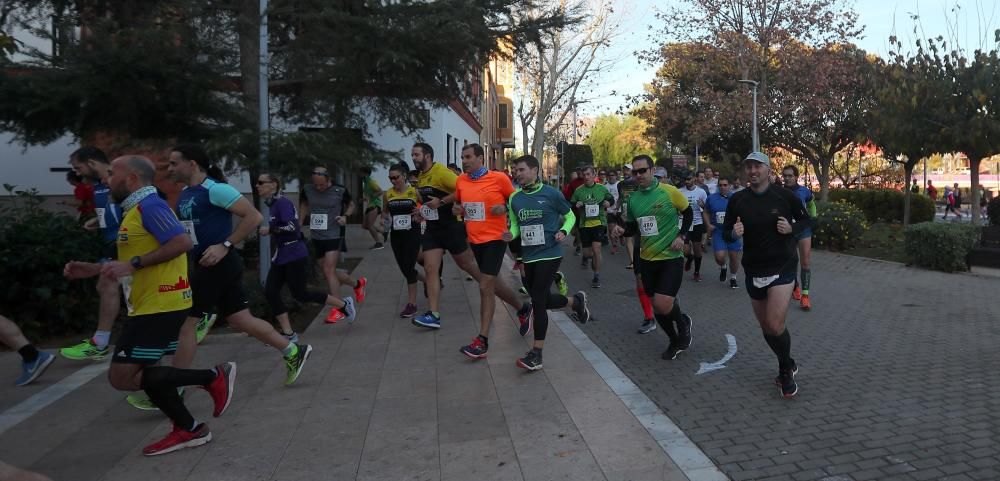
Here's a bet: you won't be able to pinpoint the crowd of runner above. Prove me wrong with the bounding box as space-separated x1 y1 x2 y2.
3 143 818 458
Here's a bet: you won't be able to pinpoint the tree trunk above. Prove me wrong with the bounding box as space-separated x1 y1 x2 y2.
903 164 913 226
238 0 262 206
970 157 982 225
813 157 832 201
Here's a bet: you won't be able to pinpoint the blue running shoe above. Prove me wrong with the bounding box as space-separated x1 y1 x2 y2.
16 351 55 386
412 311 441 329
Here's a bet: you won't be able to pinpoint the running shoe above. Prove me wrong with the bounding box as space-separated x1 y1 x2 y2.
625 263 633 270
399 303 417 318
325 307 345 324
127 388 185 411
572 291 590 324
774 362 799 386
684 257 692 272
792 286 802 301
518 286 529 295
412 311 441 329
284 344 313 386
354 277 368 303
516 351 543 371
518 304 533 337
555 271 568 297
195 313 218 344
574 246 581 256
591 275 601 288
15 351 54 386
460 337 488 359
143 423 212 456
637 319 657 334
281 331 300 345
371 243 385 250
800 295 811 311
677 313 693 349
729 278 739 289
342 297 357 323
60 339 109 361
775 364 799 398
206 362 237 417
719 267 727 282
580 257 589 269
661 342 685 360
692 273 702 282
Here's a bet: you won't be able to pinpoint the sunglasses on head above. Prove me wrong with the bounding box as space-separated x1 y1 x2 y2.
632 167 650 175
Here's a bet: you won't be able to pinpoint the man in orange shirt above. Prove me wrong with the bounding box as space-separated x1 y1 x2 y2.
453 144 532 359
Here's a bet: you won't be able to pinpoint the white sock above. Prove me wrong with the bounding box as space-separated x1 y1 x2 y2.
93 330 112 349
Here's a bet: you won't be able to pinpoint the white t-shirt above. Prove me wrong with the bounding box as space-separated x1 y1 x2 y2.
704 178 718 195
682 186 708 226
605 182 620 213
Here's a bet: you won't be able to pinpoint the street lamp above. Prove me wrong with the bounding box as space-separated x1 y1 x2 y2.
737 79 759 152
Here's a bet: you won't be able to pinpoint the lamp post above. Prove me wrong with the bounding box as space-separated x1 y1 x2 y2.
257 0 271 283
737 79 759 152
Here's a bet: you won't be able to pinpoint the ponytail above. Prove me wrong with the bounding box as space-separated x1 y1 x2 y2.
172 143 227 183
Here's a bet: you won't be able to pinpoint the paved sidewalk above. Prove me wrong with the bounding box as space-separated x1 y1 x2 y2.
0 227 709 481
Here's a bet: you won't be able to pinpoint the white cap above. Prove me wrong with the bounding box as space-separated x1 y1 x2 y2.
744 151 770 164
623 163 632 170
654 167 669 178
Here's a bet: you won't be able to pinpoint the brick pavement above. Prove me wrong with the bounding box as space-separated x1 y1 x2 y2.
558 241 1000 481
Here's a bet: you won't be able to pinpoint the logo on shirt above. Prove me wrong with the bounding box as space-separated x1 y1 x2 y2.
159 276 191 293
517 209 544 222
178 198 197 220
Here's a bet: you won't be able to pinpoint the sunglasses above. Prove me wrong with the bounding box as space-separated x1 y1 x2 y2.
312 171 329 176
388 175 402 180
633 167 650 175
256 180 273 185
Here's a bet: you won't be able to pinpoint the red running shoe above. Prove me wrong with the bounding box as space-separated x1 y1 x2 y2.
354 277 367 303
206 362 236 417
326 308 345 324
143 423 212 456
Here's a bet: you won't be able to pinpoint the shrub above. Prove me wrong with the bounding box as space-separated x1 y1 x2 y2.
0 185 105 341
813 200 869 251
828 189 935 224
988 197 1000 226
903 223 981 272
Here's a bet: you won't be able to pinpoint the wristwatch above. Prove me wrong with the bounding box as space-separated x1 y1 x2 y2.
130 256 143 270
223 240 234 249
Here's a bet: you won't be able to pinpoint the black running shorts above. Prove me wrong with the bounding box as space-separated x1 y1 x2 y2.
638 257 684 297
745 265 797 301
190 250 250 318
579 226 608 245
312 238 343 258
422 222 469 254
112 309 187 365
688 224 706 243
471 240 508 276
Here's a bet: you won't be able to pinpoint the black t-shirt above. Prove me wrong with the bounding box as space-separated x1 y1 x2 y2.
723 184 809 276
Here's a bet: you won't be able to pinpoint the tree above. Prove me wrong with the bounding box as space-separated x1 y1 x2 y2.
585 113 652 168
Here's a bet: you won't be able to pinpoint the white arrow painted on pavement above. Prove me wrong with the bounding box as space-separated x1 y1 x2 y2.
695 334 737 375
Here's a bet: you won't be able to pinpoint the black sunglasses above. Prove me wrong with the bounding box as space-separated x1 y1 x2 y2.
633 167 650 175
388 175 402 180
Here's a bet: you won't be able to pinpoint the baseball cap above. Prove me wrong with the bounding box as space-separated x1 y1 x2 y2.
654 167 669 178
623 163 632 170
744 151 770 164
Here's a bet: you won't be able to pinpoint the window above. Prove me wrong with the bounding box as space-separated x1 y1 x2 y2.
446 134 452 163
498 104 509 129
454 138 459 163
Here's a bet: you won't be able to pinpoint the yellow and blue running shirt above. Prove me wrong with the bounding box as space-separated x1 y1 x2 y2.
117 194 192 316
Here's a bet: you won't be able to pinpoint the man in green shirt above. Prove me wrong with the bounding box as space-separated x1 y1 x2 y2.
359 166 385 250
571 166 614 288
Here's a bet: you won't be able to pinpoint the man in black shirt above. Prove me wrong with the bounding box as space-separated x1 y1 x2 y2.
723 152 810 398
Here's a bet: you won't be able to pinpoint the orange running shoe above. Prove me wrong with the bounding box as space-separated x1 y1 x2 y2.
792 286 802 301
326 308 345 324
354 277 367 303
800 294 811 311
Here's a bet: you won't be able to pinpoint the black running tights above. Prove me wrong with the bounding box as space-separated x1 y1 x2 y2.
265 257 328 316
524 258 568 342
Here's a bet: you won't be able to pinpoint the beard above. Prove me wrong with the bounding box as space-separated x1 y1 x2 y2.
110 185 129 204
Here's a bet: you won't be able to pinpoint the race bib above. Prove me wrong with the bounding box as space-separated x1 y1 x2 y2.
752 275 780 289
181 220 199 245
638 216 659 236
715 212 726 225
96 208 107 229
521 224 545 246
310 213 328 230
392 214 412 231
585 204 600 217
420 204 439 221
464 202 486 221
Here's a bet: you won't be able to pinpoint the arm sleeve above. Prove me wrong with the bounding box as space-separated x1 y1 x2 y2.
209 183 244 209
678 206 694 236
140 201 186 244
561 210 577 233
507 194 520 239
807 199 817 217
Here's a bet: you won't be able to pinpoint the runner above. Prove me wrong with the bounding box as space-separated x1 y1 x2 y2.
409 143 531 334
703 167 719 195
300 165 366 322
571 166 614 288
723 152 810 398
617 164 656 333
703 176 742 289
612 155 694 359
452 144 532 358
508 155 590 370
63 155 236 455
381 162 426 318
605 170 622 255
257 173 356 341
781 166 817 310
681 173 708 282
563 167 586 256
61 147 126 361
168 144 314 389
2 315 55 386
359 166 386 250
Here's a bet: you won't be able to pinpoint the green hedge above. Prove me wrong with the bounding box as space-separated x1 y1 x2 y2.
813 201 868 250
0 187 105 340
828 189 935 224
903 223 981 272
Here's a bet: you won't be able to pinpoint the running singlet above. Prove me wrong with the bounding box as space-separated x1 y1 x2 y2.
93 182 123 243
617 177 639 221
571 183 613 228
682 186 707 226
455 171 515 244
301 183 351 240
704 192 731 227
363 177 383 208
417 162 459 225
627 180 690 262
177 178 243 258
508 184 575 263
386 185 420 232
117 195 192 316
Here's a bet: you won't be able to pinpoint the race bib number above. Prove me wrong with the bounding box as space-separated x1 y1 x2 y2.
392 214 412 231
638 216 659 236
420 204 439 221
310 213 328 230
464 202 486 221
585 204 600 217
96 208 107 229
521 224 545 246
715 212 725 225
181 220 199 245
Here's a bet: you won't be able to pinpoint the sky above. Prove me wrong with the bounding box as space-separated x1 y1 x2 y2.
578 0 1000 118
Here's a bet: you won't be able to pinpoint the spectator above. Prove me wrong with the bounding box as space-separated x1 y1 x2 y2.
927 180 937 202
64 170 95 221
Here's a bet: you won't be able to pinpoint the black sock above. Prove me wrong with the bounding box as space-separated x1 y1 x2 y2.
143 365 217 389
18 344 39 363
478 334 488 346
532 347 542 357
141 367 205 430
763 329 794 370
654 304 680 341
694 256 702 273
